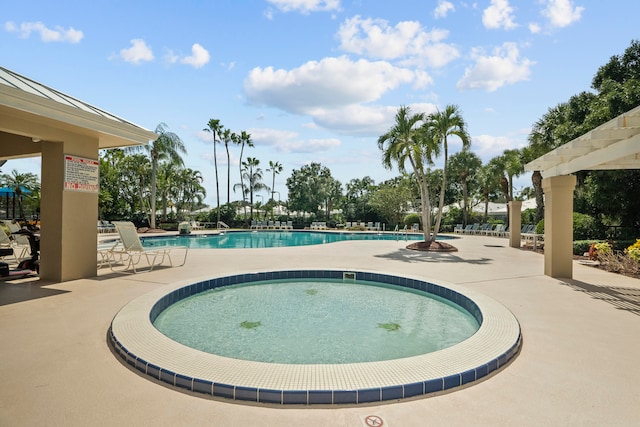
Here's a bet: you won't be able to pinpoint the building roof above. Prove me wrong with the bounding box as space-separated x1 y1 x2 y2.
525 105 640 177
0 66 157 149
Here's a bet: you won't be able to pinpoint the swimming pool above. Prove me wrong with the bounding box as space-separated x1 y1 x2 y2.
153 278 480 364
141 230 451 249
110 269 521 405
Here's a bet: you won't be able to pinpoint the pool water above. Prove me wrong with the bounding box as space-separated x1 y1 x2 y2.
153 279 480 364
142 230 447 249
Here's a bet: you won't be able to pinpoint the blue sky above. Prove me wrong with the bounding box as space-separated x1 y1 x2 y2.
2 0 638 206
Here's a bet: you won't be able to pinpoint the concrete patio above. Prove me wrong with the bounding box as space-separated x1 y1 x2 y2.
1 233 639 426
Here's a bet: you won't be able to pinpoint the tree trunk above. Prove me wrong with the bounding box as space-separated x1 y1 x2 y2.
532 170 544 223
501 175 510 227
462 177 468 226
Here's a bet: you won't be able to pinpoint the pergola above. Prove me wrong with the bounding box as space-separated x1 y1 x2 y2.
0 66 157 282
522 105 640 278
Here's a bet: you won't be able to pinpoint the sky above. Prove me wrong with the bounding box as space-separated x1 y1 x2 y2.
2 0 638 207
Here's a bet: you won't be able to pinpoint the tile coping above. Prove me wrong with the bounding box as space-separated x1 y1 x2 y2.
109 269 521 405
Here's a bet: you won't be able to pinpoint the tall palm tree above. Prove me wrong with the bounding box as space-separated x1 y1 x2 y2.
267 161 283 202
233 157 269 221
236 131 254 222
221 128 235 204
448 149 482 226
378 106 437 242
425 104 471 240
125 123 186 228
204 119 223 228
1 169 40 219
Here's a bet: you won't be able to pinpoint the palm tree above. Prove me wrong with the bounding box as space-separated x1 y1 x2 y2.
425 104 471 240
221 128 235 204
204 119 223 228
233 157 269 221
156 159 182 222
125 123 186 228
378 106 437 242
267 161 283 202
236 131 254 222
448 149 482 226
1 169 40 219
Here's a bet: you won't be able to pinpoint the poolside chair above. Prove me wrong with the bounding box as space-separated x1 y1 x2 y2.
490 224 505 237
1 220 30 260
453 224 463 234
374 222 381 231
108 221 188 273
190 221 204 231
411 223 419 232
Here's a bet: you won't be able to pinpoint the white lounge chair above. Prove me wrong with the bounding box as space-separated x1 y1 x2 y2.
1 220 30 260
108 221 188 273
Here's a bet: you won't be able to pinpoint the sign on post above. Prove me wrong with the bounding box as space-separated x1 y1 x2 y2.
64 155 99 193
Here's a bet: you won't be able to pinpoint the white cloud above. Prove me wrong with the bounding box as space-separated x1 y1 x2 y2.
457 42 534 92
482 0 518 30
528 22 542 34
180 43 210 68
266 0 340 14
4 21 83 43
434 1 455 19
542 0 584 28
119 39 154 64
472 134 526 161
248 128 340 153
337 15 459 68
311 102 438 137
244 56 418 114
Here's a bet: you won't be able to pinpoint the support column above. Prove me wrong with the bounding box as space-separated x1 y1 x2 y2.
542 175 577 278
40 136 99 282
508 200 522 248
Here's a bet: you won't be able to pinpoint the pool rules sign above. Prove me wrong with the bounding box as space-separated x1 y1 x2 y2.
64 155 99 193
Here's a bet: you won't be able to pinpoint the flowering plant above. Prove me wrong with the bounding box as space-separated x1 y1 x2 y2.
626 239 640 262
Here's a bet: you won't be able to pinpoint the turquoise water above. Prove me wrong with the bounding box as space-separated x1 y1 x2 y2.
142 230 449 249
153 279 479 364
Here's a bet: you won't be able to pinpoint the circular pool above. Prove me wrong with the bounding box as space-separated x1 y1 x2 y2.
109 270 521 405
153 279 480 364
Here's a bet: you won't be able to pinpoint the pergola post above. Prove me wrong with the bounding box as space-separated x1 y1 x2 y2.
508 200 522 248
542 175 577 278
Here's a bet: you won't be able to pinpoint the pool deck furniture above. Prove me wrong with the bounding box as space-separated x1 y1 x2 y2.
108 221 188 273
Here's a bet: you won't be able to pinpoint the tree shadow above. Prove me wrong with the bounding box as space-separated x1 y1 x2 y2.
560 279 640 317
374 248 492 265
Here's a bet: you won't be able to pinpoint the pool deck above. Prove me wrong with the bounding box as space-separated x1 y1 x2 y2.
1 232 640 426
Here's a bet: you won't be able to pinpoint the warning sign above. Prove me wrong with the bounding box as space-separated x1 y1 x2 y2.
64 155 99 193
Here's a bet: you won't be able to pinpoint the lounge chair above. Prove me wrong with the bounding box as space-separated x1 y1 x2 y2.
1 220 30 259
490 224 506 237
453 224 463 234
190 221 204 231
411 223 419 232
108 221 188 273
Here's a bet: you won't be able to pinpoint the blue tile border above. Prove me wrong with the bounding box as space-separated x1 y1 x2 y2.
111 269 521 405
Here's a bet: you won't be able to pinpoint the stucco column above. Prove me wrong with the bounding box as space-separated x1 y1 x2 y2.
40 136 99 282
508 200 522 248
542 175 577 278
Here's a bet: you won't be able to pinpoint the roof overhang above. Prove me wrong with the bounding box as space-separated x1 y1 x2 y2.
0 66 157 151
525 105 640 177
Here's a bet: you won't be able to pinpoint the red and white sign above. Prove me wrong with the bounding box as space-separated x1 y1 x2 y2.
64 155 99 193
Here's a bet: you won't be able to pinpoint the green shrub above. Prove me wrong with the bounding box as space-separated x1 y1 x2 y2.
573 240 602 255
573 212 597 240
403 213 421 227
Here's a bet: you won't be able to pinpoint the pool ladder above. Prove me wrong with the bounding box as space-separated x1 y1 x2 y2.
393 225 409 241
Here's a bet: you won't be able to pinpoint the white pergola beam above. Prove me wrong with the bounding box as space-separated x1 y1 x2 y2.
542 132 640 177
